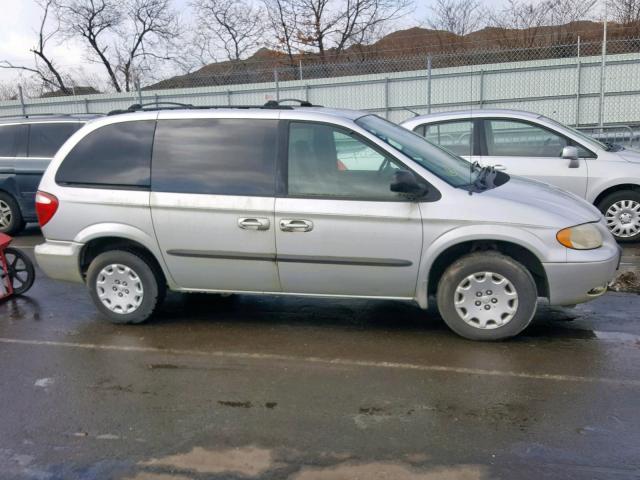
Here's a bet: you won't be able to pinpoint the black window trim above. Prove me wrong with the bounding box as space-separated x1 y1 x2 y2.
278 119 441 203
477 117 598 159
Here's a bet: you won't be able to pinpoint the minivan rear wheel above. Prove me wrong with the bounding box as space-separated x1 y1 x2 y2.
597 190 640 242
0 192 25 235
436 252 537 341
87 250 165 324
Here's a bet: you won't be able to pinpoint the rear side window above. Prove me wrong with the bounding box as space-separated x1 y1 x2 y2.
56 121 155 188
152 119 277 196
0 124 28 157
28 123 83 157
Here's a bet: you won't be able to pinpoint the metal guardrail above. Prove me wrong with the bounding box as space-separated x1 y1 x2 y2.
577 125 640 148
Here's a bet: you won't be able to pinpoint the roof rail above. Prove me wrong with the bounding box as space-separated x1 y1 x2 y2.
0 112 101 120
107 99 319 115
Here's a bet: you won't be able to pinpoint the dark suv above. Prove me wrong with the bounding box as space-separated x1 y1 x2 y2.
0 115 93 234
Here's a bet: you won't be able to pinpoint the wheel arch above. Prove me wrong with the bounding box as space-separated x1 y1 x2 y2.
80 236 168 287
417 227 552 309
592 183 640 207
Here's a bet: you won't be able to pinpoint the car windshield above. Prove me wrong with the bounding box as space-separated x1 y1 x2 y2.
540 115 610 151
355 114 476 187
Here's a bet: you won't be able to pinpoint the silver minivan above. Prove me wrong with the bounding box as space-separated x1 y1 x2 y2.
401 109 640 242
34 104 620 340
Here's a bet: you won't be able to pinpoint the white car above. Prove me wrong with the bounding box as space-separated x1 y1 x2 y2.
401 109 640 242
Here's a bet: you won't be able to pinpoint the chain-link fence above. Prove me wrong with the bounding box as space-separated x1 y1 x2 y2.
2 37 640 139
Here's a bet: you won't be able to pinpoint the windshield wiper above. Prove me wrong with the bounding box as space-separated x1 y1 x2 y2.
603 141 623 152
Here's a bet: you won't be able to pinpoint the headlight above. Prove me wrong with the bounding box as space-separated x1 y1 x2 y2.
556 223 603 250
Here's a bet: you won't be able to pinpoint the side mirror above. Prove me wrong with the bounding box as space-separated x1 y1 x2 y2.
562 146 580 168
390 170 427 197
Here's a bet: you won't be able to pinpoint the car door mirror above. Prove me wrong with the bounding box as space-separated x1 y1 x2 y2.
562 146 580 168
390 170 427 198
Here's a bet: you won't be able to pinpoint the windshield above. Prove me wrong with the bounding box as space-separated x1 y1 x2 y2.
541 115 610 150
355 114 476 187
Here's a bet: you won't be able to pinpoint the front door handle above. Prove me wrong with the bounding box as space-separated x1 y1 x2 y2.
279 219 314 232
238 217 270 231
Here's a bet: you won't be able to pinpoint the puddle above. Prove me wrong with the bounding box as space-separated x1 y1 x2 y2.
141 446 273 476
291 462 487 480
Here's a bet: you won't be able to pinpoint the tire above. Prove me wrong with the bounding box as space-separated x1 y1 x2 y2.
2 247 35 295
436 252 538 341
0 192 25 235
597 190 640 243
87 250 165 324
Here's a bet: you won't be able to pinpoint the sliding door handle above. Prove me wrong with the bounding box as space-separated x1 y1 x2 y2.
238 217 270 231
279 219 313 232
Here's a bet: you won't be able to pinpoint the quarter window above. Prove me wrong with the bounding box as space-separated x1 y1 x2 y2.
484 119 568 157
423 121 474 156
29 123 83 157
287 122 404 200
0 124 27 157
55 121 155 187
152 119 277 196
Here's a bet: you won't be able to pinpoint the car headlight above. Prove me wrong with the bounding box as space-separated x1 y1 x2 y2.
556 223 603 250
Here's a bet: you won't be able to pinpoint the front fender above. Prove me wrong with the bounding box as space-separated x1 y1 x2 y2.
587 177 640 204
415 223 559 309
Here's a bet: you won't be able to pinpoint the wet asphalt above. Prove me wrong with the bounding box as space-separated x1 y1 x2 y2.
1 228 640 480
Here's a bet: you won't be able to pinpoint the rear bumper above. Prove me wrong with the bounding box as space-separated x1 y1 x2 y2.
34 241 84 284
543 247 621 306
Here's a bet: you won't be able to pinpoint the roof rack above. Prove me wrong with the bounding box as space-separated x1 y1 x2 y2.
107 99 319 115
0 112 101 120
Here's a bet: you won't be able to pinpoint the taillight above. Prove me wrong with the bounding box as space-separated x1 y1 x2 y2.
35 191 59 227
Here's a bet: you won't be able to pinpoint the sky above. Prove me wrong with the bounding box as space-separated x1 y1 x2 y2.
0 0 516 86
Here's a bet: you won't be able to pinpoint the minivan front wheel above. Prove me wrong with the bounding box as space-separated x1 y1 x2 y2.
436 252 537 340
598 190 640 242
87 250 164 324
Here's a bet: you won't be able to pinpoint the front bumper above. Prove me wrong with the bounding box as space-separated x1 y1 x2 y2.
543 246 621 306
34 241 84 284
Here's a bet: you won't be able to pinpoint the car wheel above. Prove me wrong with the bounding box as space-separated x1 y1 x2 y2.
0 192 25 235
436 252 538 341
597 190 640 242
87 250 165 324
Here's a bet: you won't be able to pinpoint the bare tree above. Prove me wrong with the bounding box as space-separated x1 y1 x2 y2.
295 0 411 61
192 0 264 62
426 0 486 36
609 0 640 24
263 0 299 66
57 0 181 92
490 0 555 48
0 0 72 95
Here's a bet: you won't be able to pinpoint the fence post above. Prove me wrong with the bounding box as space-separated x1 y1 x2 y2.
479 69 484 108
154 94 159 107
299 60 303 81
18 85 26 115
305 84 310 103
426 55 432 113
84 98 89 114
227 90 232 106
136 80 143 105
384 77 390 119
599 21 607 129
274 69 280 101
575 36 581 126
